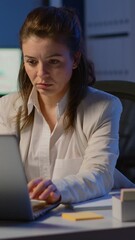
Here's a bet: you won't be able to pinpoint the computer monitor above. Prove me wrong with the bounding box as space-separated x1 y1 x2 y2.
0 48 21 95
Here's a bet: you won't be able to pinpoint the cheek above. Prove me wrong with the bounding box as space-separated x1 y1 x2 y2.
24 65 35 82
58 63 73 82
64 66 73 82
24 64 31 75
56 69 72 86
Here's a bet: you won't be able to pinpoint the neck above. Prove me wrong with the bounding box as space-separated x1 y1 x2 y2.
38 94 57 108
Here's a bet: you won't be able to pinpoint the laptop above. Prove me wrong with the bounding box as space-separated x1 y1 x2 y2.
0 134 59 221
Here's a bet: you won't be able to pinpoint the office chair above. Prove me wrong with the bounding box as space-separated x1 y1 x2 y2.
94 80 135 183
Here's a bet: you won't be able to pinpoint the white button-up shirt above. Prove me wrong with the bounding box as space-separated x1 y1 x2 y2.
26 87 68 181
0 87 134 203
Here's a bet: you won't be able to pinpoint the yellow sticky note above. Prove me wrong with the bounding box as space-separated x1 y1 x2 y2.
62 211 104 221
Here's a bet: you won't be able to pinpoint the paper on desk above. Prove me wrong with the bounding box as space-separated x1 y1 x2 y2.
62 211 104 221
70 191 120 211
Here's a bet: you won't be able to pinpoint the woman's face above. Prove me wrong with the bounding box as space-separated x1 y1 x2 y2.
22 36 77 101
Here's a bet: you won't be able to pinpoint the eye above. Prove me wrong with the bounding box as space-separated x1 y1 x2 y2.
48 59 60 65
25 58 38 66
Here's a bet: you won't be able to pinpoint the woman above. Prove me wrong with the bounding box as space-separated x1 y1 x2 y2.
0 6 132 204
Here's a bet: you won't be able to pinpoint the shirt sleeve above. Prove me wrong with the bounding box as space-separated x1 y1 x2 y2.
0 94 18 134
0 96 10 133
54 96 123 203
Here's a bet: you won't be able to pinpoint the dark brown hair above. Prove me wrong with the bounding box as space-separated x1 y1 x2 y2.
17 6 96 131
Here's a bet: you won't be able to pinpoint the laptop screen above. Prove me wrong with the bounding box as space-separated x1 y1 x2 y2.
0 134 33 220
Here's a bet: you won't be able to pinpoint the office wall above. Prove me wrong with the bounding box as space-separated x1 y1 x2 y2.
85 0 135 82
0 0 43 47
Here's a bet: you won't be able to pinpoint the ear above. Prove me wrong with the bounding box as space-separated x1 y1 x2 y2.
72 51 81 69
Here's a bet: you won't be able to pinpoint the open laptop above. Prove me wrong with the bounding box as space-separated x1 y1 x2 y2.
0 134 59 221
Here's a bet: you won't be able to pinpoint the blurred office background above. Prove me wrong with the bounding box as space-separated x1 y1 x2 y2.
1 0 135 94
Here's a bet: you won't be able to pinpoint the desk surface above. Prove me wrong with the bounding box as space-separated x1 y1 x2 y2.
0 203 135 240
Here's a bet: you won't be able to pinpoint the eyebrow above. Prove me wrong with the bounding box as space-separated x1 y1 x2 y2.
24 55 35 59
24 53 63 59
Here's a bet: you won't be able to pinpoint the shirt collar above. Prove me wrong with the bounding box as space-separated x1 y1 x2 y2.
27 87 68 119
56 91 68 119
27 87 40 115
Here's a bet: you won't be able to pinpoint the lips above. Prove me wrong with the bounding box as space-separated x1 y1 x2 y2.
37 81 53 85
36 83 53 88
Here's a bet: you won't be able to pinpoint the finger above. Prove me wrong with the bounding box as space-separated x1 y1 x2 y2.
28 178 43 192
30 179 52 199
38 184 61 203
38 183 57 200
47 191 61 203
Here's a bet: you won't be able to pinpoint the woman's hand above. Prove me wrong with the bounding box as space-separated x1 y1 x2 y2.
28 178 61 204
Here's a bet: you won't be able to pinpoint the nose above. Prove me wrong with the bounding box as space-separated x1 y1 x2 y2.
37 63 49 78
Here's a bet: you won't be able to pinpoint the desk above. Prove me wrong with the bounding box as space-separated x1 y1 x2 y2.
0 203 135 240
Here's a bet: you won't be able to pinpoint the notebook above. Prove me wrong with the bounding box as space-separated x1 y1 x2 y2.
0 134 59 221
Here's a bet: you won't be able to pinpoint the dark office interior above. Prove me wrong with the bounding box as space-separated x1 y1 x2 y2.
0 1 135 238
